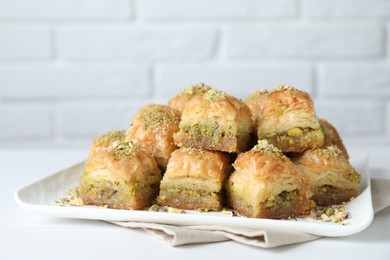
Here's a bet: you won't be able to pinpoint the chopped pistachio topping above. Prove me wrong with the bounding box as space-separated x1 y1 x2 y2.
319 145 343 157
246 89 268 100
274 84 298 92
140 105 179 133
101 130 126 142
348 168 362 183
181 146 205 158
109 140 137 160
181 83 212 96
253 139 283 155
204 89 229 102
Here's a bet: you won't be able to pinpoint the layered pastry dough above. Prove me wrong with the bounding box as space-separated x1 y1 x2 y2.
168 83 212 112
156 147 231 211
292 146 360 206
320 119 349 159
244 89 268 124
173 89 255 153
226 140 315 219
254 85 324 153
79 141 162 210
125 103 181 171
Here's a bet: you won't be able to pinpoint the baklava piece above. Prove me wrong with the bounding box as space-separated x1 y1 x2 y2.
125 103 181 172
256 85 324 153
244 89 268 124
292 146 360 206
168 83 212 112
88 130 126 159
226 140 315 219
320 119 349 159
156 147 231 211
79 141 162 210
173 89 255 153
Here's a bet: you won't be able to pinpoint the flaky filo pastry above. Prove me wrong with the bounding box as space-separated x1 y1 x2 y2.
168 83 212 112
88 130 126 159
292 146 360 206
79 141 162 210
252 85 324 153
125 103 181 172
226 140 315 219
320 119 349 159
156 147 232 211
173 89 255 153
244 88 269 125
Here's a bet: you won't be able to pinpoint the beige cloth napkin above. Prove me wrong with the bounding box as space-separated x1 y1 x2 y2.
110 178 390 248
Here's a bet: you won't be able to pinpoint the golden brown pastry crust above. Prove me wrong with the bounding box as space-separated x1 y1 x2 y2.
168 83 212 112
292 146 360 206
226 140 315 219
173 89 255 153
320 119 349 159
244 89 268 124
125 103 181 172
156 147 232 211
256 85 324 153
79 141 161 210
88 130 126 159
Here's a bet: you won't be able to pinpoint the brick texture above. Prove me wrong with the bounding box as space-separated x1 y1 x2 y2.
0 26 50 59
318 63 390 97
0 1 388 147
225 23 383 58
0 66 149 98
0 0 132 19
58 101 149 137
155 63 313 98
0 104 51 138
303 0 390 18
57 25 217 60
139 0 297 19
315 99 384 135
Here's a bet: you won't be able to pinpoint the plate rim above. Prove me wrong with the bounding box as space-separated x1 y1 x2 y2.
13 153 374 237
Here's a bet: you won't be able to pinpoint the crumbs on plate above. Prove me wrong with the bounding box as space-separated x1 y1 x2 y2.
309 205 350 225
55 188 352 225
55 187 84 207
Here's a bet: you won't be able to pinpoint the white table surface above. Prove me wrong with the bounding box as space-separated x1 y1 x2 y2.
1 147 390 260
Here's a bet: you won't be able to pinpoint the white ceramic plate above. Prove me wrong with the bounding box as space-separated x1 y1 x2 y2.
14 153 373 237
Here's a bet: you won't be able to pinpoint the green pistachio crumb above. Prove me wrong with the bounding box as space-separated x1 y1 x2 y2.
181 83 212 96
253 139 283 156
109 140 138 160
204 89 229 102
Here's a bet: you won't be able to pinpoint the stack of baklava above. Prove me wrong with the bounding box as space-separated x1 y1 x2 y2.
78 83 361 219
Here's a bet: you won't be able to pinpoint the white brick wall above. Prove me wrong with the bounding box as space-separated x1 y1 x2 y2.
57 25 217 60
0 0 132 19
0 0 389 148
225 23 383 58
0 26 50 59
139 0 298 19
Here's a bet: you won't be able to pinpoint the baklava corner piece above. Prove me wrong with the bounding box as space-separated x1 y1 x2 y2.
88 130 126 159
226 140 315 219
320 119 349 159
173 89 255 153
79 141 162 210
292 146 360 206
156 147 231 211
168 82 212 112
125 103 181 171
256 85 324 153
